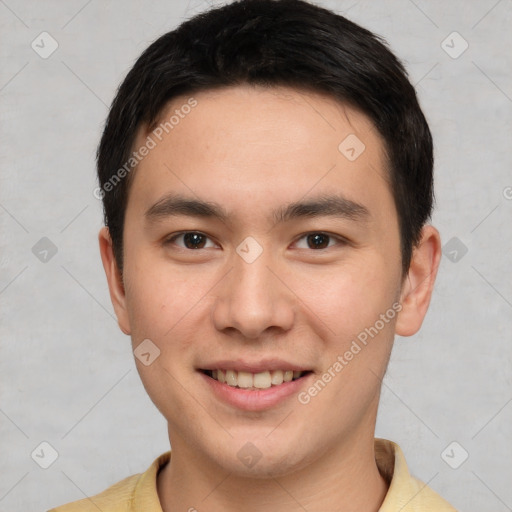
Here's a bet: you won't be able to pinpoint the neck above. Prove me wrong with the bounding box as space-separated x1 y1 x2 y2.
157 428 388 512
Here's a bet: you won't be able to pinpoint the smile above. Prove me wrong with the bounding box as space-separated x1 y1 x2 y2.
201 369 310 390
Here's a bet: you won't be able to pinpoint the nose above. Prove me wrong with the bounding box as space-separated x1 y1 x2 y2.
211 246 295 340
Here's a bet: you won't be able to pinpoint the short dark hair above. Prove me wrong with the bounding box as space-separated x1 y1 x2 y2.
97 0 433 277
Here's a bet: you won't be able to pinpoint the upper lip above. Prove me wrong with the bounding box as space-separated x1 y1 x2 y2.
198 358 312 373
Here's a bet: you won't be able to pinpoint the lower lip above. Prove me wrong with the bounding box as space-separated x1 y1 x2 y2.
199 371 313 412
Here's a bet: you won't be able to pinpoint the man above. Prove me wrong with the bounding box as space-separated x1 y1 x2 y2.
50 0 455 510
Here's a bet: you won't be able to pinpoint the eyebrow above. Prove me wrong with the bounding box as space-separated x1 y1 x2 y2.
144 193 370 226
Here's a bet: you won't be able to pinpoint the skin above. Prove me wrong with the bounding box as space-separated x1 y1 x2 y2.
99 84 441 512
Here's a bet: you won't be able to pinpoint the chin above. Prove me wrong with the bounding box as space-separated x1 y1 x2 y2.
204 434 317 479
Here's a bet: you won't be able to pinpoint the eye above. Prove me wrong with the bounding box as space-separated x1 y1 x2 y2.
164 231 346 251
293 232 345 250
164 231 217 250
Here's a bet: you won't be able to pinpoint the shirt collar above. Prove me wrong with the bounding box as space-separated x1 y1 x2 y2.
132 439 438 511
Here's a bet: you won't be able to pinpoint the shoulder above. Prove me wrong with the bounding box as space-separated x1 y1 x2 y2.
47 473 141 512
376 439 457 512
47 451 171 512
400 474 458 511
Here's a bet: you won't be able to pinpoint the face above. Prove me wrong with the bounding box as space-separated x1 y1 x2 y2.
99 84 439 477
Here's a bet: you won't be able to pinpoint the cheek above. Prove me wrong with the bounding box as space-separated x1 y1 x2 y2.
294 265 398 429
123 228 401 348
293 256 399 339
123 251 200 340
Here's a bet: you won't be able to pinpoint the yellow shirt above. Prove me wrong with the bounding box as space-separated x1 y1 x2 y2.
48 439 456 511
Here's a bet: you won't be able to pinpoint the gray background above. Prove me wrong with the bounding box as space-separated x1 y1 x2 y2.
1 0 511 510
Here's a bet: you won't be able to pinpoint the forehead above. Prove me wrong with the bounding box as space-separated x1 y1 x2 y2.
127 84 392 223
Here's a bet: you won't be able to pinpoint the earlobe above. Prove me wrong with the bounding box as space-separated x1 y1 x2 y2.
395 225 442 337
98 226 132 335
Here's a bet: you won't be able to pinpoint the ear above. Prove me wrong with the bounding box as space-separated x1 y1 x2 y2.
395 225 442 337
98 226 131 335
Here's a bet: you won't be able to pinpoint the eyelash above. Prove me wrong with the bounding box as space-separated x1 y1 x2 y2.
163 231 347 251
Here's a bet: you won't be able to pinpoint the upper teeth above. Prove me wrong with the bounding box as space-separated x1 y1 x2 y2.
210 369 303 389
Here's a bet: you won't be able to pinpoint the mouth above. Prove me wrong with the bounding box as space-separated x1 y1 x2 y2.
199 369 312 390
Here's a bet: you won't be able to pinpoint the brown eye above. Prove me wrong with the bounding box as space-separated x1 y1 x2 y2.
294 232 342 250
165 232 216 250
183 232 206 249
306 233 330 249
